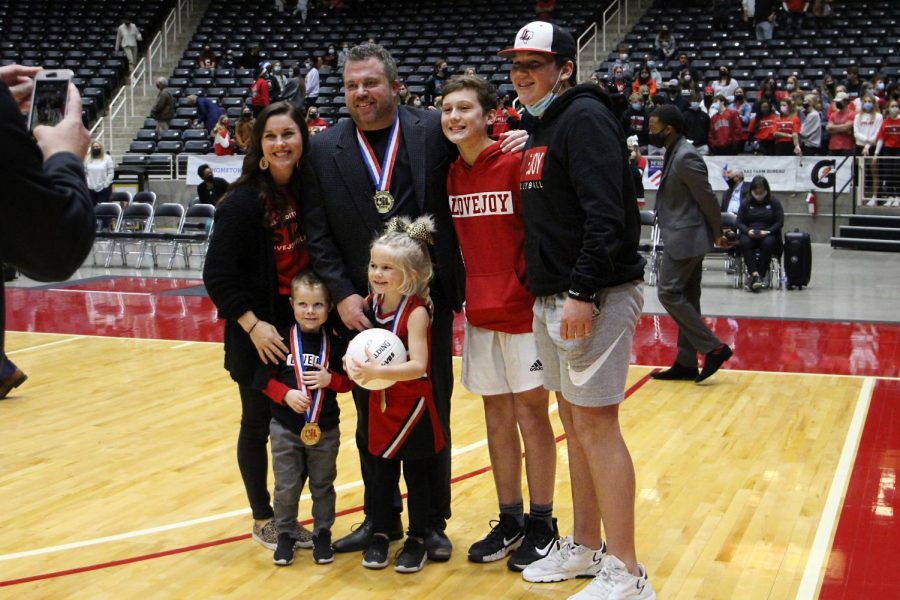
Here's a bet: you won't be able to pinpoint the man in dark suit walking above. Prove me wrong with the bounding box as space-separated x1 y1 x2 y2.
301 43 465 560
647 105 733 383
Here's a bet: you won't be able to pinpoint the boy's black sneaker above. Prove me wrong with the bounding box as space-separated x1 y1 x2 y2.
394 537 428 573
312 529 334 564
467 513 524 563
506 515 559 572
361 534 390 569
273 532 296 566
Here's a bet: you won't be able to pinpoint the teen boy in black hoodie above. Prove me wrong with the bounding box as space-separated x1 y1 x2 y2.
499 22 656 600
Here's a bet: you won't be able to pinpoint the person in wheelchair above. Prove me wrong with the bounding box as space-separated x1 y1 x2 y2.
736 175 784 292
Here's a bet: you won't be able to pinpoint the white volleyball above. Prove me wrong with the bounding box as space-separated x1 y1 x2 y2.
344 328 408 390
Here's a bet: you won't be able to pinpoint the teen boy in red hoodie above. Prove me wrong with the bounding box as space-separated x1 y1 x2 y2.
440 75 559 571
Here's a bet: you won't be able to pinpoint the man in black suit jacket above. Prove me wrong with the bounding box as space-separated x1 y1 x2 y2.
302 43 465 560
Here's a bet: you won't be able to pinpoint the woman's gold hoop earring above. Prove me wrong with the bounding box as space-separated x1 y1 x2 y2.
259 157 269 170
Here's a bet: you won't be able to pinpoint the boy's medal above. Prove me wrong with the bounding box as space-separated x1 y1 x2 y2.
290 325 330 446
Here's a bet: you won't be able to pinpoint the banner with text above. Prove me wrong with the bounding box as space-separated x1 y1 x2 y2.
186 155 244 185
642 155 853 193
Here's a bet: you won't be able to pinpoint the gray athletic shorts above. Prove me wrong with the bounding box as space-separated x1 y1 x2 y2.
532 280 644 407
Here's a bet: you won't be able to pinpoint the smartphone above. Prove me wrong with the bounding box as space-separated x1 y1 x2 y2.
27 69 73 130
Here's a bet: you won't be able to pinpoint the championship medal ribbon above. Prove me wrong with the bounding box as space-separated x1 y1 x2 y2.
290 325 329 446
356 113 401 214
372 293 408 412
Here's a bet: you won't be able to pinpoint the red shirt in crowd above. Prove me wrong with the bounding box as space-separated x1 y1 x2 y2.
828 109 856 151
709 107 742 149
491 106 520 138
750 113 778 141
775 114 801 144
878 117 900 149
251 77 270 108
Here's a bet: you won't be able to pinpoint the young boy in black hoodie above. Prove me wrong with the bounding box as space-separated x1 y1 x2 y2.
499 21 656 600
258 270 352 567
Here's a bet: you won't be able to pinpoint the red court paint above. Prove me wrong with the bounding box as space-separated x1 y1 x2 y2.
818 379 900 600
0 370 655 587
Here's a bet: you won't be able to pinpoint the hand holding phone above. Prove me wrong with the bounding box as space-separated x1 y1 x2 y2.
32 82 90 162
28 70 73 130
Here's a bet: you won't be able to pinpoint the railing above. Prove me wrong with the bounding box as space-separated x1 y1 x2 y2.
121 153 192 180
129 57 149 117
831 155 855 236
856 155 900 208
148 32 164 79
108 87 128 128
577 0 654 80
162 10 177 57
577 23 598 83
89 117 107 152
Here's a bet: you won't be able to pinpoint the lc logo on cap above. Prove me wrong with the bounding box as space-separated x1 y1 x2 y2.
499 21 577 59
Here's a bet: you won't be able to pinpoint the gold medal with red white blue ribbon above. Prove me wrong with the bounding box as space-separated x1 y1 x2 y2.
290 325 329 446
356 113 401 214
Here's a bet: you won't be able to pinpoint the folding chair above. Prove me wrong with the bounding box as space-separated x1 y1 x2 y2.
638 210 662 286
92 202 123 266
171 203 215 269
108 203 155 267
133 203 186 269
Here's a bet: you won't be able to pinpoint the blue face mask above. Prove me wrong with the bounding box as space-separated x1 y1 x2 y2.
864 102 874 111
631 102 642 111
524 69 564 119
689 102 700 110
647 61 656 69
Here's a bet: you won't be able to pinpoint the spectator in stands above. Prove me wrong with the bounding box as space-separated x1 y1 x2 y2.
785 75 801 97
730 87 752 151
198 45 218 70
782 0 809 34
235 107 255 154
588 72 601 87
741 0 755 31
632 65 657 97
462 66 477 78
709 93 742 155
645 57 663 88
294 0 310 22
115 19 142 70
750 100 778 155
534 0 556 20
304 58 320 106
856 96 883 196
410 95 425 108
196 164 228 205
628 136 647 204
425 59 449 106
753 0 777 40
490 94 520 139
827 91 855 156
701 86 716 116
712 66 739 102
607 43 634 80
84 140 115 207
608 68 630 119
193 94 225 131
213 115 234 156
676 53 700 84
638 84 654 110
323 45 338 71
736 175 783 292
150 77 175 133
398 83 411 105
335 42 350 71
250 68 271 116
655 26 676 62
820 73 837 105
281 66 306 109
1 64 94 400
306 106 328 135
811 0 832 30
242 46 262 71
721 167 749 213
844 66 862 99
203 101 312 552
684 92 710 154
774 99 802 156
800 94 822 155
871 75 888 110
875 100 900 205
221 49 237 70
622 92 650 149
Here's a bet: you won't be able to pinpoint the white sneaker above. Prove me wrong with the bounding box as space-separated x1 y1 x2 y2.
522 536 606 583
568 555 656 600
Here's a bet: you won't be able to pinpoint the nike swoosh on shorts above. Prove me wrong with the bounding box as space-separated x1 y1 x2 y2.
567 329 627 387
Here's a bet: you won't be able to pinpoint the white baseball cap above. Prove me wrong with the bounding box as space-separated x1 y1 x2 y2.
498 21 577 59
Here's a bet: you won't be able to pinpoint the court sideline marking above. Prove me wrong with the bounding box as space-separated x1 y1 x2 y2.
795 376 875 599
0 373 655 586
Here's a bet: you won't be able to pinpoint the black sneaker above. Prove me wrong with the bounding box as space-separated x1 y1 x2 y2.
394 537 428 573
467 514 524 563
424 527 452 562
312 529 334 564
650 363 699 381
273 532 296 566
361 534 390 569
506 515 559 572
333 519 373 553
696 344 733 383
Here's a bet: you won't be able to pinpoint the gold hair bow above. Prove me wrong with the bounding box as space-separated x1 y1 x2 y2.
385 217 434 246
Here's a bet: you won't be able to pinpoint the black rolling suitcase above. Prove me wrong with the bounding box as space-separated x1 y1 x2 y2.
783 229 811 290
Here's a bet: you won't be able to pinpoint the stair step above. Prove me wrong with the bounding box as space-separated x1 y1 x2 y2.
831 237 900 252
838 226 900 241
846 214 900 228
